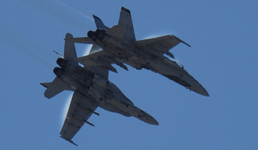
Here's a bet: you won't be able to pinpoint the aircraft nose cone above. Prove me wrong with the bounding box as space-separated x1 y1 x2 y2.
201 88 209 97
187 77 209 97
152 119 159 125
148 116 159 125
198 88 209 97
192 84 209 97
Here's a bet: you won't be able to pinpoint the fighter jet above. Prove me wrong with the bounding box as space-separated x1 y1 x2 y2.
41 33 158 146
65 7 209 96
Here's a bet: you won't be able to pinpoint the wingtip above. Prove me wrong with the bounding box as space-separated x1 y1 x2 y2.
60 136 78 146
172 35 191 47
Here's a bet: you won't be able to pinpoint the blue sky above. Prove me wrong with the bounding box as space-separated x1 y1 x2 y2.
1 0 258 149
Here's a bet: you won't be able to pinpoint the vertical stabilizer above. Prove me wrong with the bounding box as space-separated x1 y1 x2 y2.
118 7 136 41
64 33 78 62
93 15 109 30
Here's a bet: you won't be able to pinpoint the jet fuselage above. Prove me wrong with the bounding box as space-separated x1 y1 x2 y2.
87 29 209 96
54 58 158 125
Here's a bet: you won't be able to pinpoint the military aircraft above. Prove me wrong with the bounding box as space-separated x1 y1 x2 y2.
41 33 158 146
65 7 209 96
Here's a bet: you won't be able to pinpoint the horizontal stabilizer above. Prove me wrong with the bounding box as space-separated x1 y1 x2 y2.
106 25 125 39
41 77 72 99
40 82 51 88
65 36 94 44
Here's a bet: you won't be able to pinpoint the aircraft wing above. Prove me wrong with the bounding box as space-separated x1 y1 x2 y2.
135 35 190 56
78 49 117 75
78 48 128 74
78 48 111 67
60 90 98 146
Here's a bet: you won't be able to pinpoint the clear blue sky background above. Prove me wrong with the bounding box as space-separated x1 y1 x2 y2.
1 0 258 149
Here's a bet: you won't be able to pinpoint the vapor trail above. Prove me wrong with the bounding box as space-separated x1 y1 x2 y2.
0 22 53 70
54 0 94 22
19 0 93 32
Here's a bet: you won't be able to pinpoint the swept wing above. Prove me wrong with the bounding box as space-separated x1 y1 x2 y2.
78 48 128 72
135 35 190 58
60 90 98 146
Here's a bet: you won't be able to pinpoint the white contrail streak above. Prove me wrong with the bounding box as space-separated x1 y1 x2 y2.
54 0 93 22
19 0 93 32
0 22 53 70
